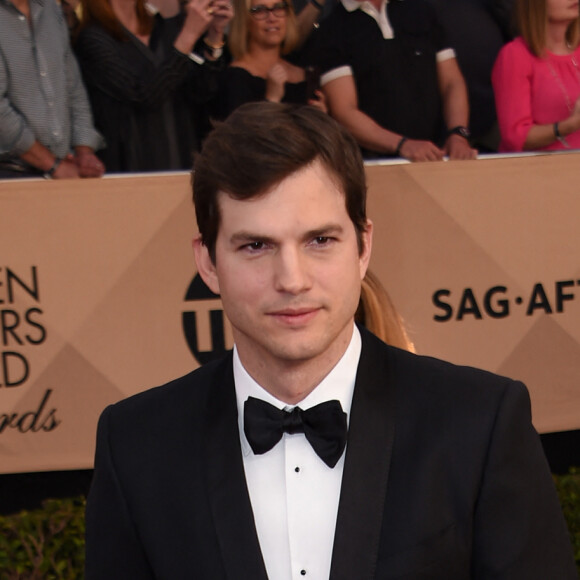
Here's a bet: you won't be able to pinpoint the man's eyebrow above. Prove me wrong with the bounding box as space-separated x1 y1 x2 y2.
304 224 345 238
229 224 346 245
229 231 277 245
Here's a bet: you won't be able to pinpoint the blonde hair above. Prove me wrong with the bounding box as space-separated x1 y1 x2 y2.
517 0 580 56
228 0 300 60
355 270 415 352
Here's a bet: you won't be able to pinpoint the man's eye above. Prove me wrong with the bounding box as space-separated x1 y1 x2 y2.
314 236 330 245
244 241 265 251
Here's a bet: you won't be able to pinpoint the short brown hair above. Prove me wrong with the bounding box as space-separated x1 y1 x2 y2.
192 103 368 261
228 0 299 60
517 0 580 56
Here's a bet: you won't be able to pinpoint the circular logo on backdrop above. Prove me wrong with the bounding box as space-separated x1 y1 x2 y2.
182 274 232 365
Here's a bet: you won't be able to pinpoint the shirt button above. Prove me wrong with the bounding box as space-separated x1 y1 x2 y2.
19 14 25 20
300 570 306 576
40 71 47 77
294 466 300 473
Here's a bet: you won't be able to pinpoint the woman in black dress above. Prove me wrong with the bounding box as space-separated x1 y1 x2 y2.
217 0 325 118
75 0 233 172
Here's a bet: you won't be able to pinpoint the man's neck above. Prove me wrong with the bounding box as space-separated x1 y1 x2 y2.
251 365 332 405
235 326 354 405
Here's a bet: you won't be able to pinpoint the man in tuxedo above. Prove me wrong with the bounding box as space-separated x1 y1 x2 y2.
85 103 576 579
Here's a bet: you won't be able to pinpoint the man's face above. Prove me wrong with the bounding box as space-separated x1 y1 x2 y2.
194 160 372 382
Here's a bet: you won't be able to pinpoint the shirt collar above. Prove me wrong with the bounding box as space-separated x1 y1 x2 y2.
340 0 394 39
235 325 362 456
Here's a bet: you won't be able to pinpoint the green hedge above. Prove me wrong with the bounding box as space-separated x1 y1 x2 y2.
0 497 85 580
1 470 579 578
556 467 580 568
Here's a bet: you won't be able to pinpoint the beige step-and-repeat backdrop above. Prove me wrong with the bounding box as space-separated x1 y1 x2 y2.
1 153 579 474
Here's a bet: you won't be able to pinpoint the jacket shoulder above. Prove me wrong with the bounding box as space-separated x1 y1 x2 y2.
103 353 233 428
361 327 525 405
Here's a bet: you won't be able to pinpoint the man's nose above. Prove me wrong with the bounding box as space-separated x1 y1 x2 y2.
273 247 311 294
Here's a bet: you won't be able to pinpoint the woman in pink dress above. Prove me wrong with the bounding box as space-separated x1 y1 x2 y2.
492 0 580 151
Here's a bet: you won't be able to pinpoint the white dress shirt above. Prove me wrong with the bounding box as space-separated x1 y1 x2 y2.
234 326 361 580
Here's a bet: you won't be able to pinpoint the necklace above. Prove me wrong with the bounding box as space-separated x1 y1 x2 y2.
546 51 580 113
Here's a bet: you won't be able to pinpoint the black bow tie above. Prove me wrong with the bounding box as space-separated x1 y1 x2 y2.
243 396 347 468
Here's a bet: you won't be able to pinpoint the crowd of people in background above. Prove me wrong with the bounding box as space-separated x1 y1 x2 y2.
1 0 580 178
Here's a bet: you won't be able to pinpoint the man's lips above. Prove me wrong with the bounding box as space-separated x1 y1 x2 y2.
267 307 321 325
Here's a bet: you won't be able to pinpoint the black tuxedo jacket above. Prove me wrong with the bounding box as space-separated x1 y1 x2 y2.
85 329 577 579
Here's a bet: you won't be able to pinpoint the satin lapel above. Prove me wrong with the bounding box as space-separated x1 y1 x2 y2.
204 355 269 580
330 329 397 580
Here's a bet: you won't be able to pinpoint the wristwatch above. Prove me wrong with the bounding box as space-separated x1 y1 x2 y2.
44 157 62 179
447 126 471 139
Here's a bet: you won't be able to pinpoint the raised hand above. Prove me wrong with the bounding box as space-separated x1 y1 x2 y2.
265 63 288 103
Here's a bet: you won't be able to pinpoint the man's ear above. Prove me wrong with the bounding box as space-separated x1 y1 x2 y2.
359 220 373 279
192 236 220 295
